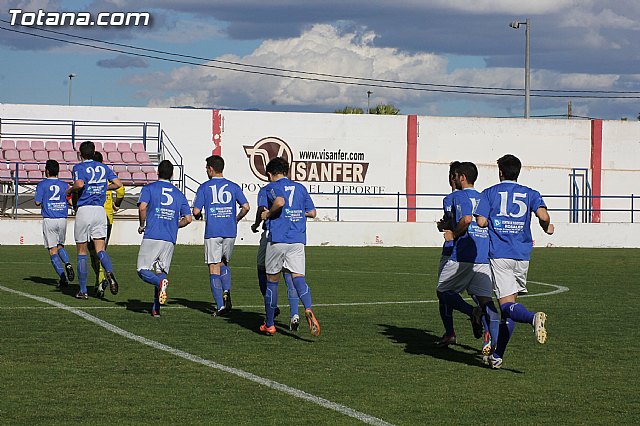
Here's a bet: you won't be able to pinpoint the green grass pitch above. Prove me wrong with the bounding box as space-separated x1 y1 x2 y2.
0 245 638 424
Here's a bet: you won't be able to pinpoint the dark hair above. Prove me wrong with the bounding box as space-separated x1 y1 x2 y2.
45 159 59 177
457 161 478 184
158 160 173 180
93 151 103 163
266 156 289 176
448 161 461 180
497 154 521 181
206 155 225 173
79 141 95 160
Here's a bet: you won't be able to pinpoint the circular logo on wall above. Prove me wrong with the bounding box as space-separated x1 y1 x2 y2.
243 137 293 182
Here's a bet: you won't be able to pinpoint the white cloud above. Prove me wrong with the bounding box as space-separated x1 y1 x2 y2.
560 8 640 30
141 24 449 108
126 23 629 119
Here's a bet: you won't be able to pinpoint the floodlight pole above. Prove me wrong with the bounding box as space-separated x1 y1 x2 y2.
524 18 530 119
367 90 372 113
510 19 530 118
68 73 76 106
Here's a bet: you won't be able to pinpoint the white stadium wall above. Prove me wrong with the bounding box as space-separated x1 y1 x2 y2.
2 218 640 248
1 103 639 247
415 116 594 223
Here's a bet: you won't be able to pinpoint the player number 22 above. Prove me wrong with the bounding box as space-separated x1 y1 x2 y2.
498 191 527 218
86 166 106 184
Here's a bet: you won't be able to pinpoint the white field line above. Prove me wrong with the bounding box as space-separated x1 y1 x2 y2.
0 281 569 310
0 284 393 426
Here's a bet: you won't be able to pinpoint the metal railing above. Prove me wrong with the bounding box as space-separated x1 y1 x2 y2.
310 192 640 223
159 130 184 191
0 118 160 150
0 161 184 218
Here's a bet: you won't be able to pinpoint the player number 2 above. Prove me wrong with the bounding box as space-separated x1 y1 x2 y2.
498 191 527 218
210 184 232 204
284 185 296 206
49 185 60 201
161 187 174 206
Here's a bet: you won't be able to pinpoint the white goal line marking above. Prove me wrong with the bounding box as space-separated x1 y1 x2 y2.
0 284 393 426
0 281 569 310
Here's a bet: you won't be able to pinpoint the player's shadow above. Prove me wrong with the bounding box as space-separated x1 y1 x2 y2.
23 276 58 286
115 299 152 314
23 276 81 298
378 324 522 373
219 308 314 341
171 297 213 315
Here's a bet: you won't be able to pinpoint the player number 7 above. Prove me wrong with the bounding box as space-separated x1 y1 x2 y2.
284 185 296 206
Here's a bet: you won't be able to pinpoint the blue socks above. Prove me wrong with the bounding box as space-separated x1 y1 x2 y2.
439 290 474 317
437 292 455 336
501 302 535 324
257 267 268 296
97 250 113 274
57 247 70 264
220 265 232 292
292 276 312 310
494 318 516 358
50 254 65 278
493 302 535 358
264 280 279 326
209 274 223 310
77 254 88 293
138 269 161 286
284 273 299 317
484 301 500 348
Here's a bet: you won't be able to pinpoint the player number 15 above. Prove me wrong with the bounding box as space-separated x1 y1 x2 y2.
498 191 527 218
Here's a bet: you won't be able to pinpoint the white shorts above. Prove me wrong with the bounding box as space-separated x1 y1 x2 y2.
137 239 175 274
204 237 236 264
257 230 268 268
74 205 107 243
437 255 450 277
436 260 493 298
265 242 305 275
490 258 530 299
43 218 67 249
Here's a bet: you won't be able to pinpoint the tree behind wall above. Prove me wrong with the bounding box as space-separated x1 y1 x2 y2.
369 104 400 115
335 106 364 114
335 104 400 115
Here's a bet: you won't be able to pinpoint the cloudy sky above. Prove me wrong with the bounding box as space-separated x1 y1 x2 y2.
1 0 640 119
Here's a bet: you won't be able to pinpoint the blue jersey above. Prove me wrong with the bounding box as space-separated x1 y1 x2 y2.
476 180 546 261
257 186 268 231
35 178 69 219
441 191 455 257
265 178 315 244
138 180 191 244
193 177 248 239
448 188 489 264
72 160 117 208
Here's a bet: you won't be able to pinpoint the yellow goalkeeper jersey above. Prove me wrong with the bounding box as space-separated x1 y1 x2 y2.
104 184 126 225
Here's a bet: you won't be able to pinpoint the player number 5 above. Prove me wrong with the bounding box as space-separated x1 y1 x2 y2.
161 187 174 206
